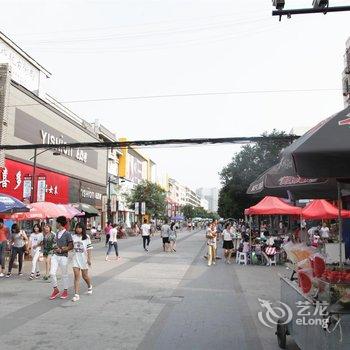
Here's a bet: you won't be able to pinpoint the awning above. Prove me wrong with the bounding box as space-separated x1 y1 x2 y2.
302 199 350 220
71 203 100 217
245 196 302 216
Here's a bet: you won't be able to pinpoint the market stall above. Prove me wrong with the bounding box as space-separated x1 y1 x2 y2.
273 106 350 349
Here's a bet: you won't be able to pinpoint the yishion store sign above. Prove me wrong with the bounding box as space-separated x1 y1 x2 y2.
14 109 99 169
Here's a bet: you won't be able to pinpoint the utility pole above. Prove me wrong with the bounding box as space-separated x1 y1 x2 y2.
31 148 37 203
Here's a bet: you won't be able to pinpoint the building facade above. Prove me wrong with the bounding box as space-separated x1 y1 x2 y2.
196 187 219 213
343 37 350 107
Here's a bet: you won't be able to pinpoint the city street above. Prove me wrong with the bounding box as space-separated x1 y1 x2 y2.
0 229 298 350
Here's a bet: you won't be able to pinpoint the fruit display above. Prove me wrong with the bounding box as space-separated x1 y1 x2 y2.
321 268 350 283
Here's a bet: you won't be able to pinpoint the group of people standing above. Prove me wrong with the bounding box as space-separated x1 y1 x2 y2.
205 220 244 266
0 216 93 303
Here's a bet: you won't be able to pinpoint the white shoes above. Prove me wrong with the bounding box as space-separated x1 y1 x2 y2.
71 294 80 302
87 286 93 295
0 273 4 277
105 256 109 261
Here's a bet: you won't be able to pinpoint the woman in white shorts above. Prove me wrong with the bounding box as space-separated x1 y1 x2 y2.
71 222 93 302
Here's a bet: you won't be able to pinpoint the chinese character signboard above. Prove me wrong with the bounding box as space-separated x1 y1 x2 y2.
36 176 46 202
23 176 32 200
0 159 68 203
141 202 146 215
134 202 139 215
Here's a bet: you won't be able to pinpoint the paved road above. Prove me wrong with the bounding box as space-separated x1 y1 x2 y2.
0 229 299 350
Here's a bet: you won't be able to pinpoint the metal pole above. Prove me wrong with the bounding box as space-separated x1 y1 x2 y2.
337 182 343 268
107 175 112 223
31 148 37 203
273 6 350 17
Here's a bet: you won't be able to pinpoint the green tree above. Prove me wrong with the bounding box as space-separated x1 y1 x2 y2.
126 180 166 219
218 130 293 218
182 204 194 219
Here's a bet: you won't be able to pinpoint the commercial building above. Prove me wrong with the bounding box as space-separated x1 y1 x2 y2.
0 32 110 226
185 187 201 207
196 187 219 213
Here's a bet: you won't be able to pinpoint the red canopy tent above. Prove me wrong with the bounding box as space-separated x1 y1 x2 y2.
246 196 302 216
302 199 350 220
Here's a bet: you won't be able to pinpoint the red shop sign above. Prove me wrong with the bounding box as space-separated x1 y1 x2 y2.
0 159 69 204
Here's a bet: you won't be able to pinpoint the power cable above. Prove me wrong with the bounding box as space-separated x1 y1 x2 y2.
6 88 340 108
0 135 299 151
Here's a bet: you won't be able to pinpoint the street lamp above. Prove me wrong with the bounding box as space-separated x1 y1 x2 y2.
29 148 61 203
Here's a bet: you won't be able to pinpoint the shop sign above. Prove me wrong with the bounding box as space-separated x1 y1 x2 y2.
23 176 32 199
81 188 103 201
0 40 40 93
128 154 143 184
0 159 69 203
14 109 98 169
134 202 139 215
36 176 46 202
141 202 146 215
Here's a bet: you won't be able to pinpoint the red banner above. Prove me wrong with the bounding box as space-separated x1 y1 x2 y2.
0 159 69 204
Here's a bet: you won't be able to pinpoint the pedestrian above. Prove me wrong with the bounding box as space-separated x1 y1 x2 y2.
29 224 44 280
71 222 93 302
49 216 73 300
169 222 177 252
6 223 28 277
160 220 171 252
222 223 234 264
0 218 9 277
42 224 55 281
105 223 119 261
206 223 217 266
104 222 112 246
141 218 151 252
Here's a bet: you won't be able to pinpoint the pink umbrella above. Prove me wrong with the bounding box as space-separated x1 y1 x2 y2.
30 202 66 218
57 204 85 219
11 207 45 221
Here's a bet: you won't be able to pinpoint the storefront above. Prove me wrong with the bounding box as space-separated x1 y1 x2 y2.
0 66 108 222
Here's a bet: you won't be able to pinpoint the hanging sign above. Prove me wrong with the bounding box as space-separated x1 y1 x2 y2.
134 202 139 215
23 176 32 200
36 176 46 202
141 202 146 215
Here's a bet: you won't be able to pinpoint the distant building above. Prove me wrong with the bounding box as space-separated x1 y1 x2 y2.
196 187 218 213
342 37 350 107
185 187 201 207
200 198 209 211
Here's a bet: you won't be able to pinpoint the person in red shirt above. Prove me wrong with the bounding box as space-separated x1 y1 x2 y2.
0 219 9 277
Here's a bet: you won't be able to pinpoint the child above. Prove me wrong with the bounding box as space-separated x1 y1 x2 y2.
71 222 93 302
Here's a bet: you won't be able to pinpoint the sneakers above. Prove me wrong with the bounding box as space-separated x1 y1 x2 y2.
105 256 109 261
29 273 35 280
71 294 80 302
35 272 40 278
87 286 93 295
6 273 11 278
60 290 68 299
18 272 23 276
0 272 4 277
49 289 60 300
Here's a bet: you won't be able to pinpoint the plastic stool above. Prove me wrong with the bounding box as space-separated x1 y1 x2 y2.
238 252 248 265
268 255 277 266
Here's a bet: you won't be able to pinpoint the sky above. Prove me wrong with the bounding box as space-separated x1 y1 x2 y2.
1 0 350 190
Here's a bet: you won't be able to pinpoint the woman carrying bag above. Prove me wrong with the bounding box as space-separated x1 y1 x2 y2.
6 223 28 277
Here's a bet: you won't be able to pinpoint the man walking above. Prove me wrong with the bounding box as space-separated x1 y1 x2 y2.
141 219 151 252
160 220 171 252
49 216 73 300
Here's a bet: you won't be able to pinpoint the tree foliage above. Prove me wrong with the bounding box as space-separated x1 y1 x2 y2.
182 204 220 220
218 130 293 218
126 180 167 218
